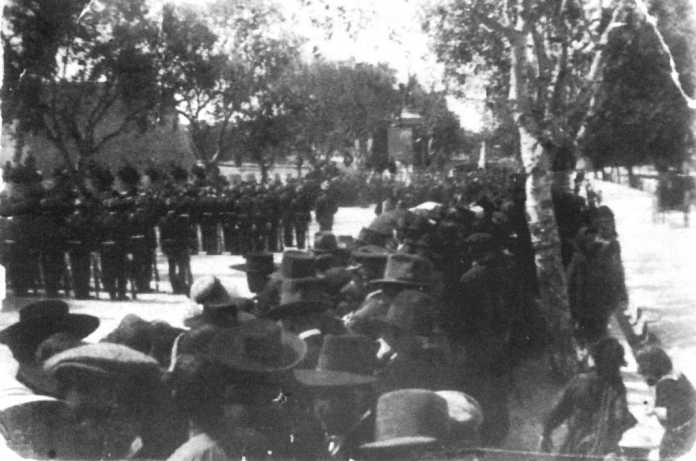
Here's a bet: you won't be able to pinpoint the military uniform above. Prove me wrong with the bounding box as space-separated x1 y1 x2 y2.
65 203 94 299
159 210 192 294
99 205 129 301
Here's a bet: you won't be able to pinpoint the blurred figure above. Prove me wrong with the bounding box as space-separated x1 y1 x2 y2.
637 346 696 460
541 338 636 461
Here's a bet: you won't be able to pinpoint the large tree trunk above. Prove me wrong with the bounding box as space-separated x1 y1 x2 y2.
510 26 576 378
520 129 574 374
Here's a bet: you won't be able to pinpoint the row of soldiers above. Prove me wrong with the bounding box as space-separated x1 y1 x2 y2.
0 161 339 300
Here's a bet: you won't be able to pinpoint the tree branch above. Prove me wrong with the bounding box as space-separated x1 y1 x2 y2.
92 105 147 153
472 9 515 38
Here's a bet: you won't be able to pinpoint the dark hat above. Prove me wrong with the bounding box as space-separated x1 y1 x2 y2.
230 252 277 274
357 227 391 247
101 314 152 355
186 276 254 329
352 245 390 261
278 250 316 280
381 290 435 336
313 232 338 254
44 343 161 383
294 334 378 387
263 278 332 320
337 235 355 249
204 319 306 374
0 300 99 353
370 254 433 287
360 389 449 451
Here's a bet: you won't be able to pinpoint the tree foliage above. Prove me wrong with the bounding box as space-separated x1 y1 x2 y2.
583 0 696 171
3 0 161 166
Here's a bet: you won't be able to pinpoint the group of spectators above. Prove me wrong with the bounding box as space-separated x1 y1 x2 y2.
0 157 693 460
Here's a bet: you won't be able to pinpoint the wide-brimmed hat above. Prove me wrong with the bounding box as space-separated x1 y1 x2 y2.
186 276 255 328
263 278 332 320
313 232 339 254
0 300 99 352
357 227 391 247
229 252 278 274
360 389 449 451
278 250 316 280
380 289 435 336
44 343 161 383
205 319 306 374
294 334 378 387
370 253 433 287
352 245 390 262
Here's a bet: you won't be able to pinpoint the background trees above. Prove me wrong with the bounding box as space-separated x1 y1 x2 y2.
424 0 696 374
3 0 161 169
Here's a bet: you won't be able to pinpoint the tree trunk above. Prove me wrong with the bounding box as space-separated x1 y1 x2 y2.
519 128 576 379
509 25 576 378
12 126 25 164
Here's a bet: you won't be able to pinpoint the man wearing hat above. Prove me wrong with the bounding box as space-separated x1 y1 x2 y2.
345 253 433 339
358 389 482 460
255 250 316 316
189 319 308 459
293 334 379 460
0 300 99 396
262 261 342 370
0 343 80 460
186 276 255 329
44 342 185 459
374 290 455 394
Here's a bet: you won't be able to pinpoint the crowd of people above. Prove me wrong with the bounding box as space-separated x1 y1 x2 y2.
0 157 694 460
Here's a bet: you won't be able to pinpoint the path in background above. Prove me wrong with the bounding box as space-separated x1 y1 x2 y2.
596 180 696 382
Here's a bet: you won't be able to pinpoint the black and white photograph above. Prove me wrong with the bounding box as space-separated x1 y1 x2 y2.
0 0 695 459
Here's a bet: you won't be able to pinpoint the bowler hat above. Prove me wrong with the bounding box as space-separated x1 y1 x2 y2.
360 389 449 451
0 300 99 353
263 278 332 320
370 254 433 287
205 319 306 374
44 343 161 383
294 334 378 387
